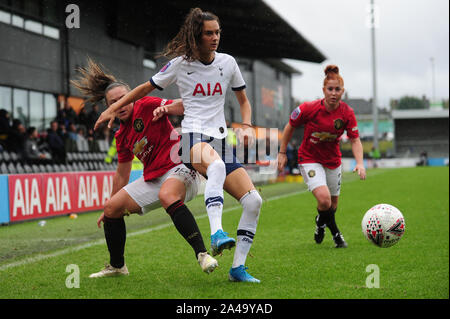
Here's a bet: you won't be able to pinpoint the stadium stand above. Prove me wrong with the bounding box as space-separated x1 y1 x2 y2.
0 139 117 174
392 109 449 158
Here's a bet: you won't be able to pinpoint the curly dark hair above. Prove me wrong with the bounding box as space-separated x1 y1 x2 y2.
160 7 220 62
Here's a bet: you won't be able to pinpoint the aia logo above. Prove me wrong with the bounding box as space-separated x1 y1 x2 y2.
193 83 223 96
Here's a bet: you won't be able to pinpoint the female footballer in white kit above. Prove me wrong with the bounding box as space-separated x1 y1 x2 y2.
73 59 218 278
95 8 262 283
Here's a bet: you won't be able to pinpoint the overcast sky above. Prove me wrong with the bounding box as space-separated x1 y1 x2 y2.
263 0 449 108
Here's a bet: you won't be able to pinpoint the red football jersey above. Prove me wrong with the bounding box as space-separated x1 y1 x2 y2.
115 96 180 181
289 99 359 169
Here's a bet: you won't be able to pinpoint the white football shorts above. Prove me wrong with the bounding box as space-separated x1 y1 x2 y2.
123 163 200 215
299 163 342 196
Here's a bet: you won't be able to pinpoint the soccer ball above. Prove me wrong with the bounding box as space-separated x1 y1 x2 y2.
361 204 406 248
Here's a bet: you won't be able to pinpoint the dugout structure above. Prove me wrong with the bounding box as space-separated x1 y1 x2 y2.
392 109 449 158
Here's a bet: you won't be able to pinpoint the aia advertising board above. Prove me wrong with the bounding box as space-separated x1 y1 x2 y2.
8 172 114 222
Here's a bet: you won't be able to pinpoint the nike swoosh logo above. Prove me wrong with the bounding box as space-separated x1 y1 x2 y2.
187 71 195 75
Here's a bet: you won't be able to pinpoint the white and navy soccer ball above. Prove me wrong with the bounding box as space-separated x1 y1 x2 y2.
362 204 406 248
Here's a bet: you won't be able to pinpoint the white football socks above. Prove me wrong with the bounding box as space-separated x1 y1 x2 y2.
204 159 226 235
232 190 262 268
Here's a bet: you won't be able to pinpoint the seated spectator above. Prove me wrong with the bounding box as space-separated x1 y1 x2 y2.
23 127 52 164
77 106 87 126
47 120 66 164
417 151 428 166
76 127 89 152
65 122 78 152
87 104 100 131
67 122 78 141
15 106 28 128
86 127 99 152
0 109 11 150
58 121 69 145
56 103 77 128
8 119 26 156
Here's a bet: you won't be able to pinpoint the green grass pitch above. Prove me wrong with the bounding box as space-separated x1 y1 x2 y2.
0 166 448 299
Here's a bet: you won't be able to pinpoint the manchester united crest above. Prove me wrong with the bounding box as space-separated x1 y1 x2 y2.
133 118 144 133
334 118 344 130
308 170 316 178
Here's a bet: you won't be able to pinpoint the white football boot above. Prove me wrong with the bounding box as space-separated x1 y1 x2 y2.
89 263 129 278
197 252 218 274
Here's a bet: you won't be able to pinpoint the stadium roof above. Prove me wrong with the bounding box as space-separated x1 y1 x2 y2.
111 0 326 63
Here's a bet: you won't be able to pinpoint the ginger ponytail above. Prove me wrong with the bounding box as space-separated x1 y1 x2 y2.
323 64 344 87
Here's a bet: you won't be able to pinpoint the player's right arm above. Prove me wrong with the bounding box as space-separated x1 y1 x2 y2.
111 160 132 196
277 122 295 172
94 82 156 130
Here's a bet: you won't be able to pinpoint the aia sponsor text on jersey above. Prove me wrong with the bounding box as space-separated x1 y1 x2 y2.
192 82 223 96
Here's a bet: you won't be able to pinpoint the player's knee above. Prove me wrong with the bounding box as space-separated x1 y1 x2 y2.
238 190 262 234
317 197 332 211
206 159 226 178
159 188 182 210
241 190 262 217
104 200 123 218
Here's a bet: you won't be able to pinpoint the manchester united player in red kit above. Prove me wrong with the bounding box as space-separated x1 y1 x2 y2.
72 59 218 277
278 65 366 248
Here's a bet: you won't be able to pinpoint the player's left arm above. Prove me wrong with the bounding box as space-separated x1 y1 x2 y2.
350 137 366 180
234 89 255 146
346 106 366 180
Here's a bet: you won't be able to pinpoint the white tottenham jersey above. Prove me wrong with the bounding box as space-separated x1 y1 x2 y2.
150 52 246 139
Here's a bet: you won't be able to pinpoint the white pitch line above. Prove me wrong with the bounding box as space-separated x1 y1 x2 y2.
0 190 305 272
1 171 376 272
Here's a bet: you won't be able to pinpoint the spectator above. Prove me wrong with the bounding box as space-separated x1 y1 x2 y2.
76 126 89 152
15 106 28 128
23 127 52 164
64 122 78 152
67 122 78 141
57 121 70 150
0 109 11 150
369 146 381 168
56 103 77 128
286 142 296 174
86 127 99 151
8 119 26 156
77 106 89 126
87 104 100 131
47 120 66 163
416 151 428 166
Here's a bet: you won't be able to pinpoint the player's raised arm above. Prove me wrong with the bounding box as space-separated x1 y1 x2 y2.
94 81 156 130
